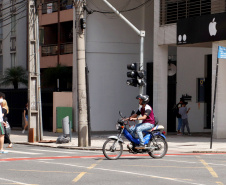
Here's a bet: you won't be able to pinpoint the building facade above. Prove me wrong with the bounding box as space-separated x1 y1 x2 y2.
0 0 27 82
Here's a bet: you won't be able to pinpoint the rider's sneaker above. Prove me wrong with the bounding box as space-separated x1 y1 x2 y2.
135 145 145 149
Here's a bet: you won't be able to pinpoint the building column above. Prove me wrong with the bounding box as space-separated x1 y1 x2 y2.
212 41 226 138
153 0 168 132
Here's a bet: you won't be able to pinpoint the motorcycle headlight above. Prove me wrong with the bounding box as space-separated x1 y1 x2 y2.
116 123 121 130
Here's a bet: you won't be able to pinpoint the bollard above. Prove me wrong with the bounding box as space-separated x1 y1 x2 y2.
62 116 70 135
28 128 34 143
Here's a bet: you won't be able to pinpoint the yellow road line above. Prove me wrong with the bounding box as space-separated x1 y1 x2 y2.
87 164 97 169
73 158 103 183
73 172 87 183
199 159 218 178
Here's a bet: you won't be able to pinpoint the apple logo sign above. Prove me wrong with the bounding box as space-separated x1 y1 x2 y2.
183 34 187 41
209 18 217 36
178 35 182 42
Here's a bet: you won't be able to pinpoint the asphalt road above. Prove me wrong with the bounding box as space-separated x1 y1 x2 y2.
0 144 226 185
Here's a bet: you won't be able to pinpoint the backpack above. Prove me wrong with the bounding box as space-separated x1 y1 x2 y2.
172 105 179 117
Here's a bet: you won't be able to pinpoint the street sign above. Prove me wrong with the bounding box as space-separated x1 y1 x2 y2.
218 46 226 59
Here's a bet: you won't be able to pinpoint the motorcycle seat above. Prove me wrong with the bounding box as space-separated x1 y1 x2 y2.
146 125 164 132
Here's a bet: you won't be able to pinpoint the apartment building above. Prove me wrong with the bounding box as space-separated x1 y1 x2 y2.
39 0 73 68
0 0 27 78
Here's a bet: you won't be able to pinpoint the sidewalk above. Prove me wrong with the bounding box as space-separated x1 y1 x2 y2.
8 130 226 154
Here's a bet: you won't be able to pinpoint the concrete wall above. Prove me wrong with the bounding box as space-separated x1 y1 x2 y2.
86 0 154 131
177 47 212 132
53 92 72 132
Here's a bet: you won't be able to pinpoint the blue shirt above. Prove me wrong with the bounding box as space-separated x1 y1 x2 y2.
179 107 188 119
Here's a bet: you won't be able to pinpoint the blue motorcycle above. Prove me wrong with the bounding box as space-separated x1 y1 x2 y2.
103 111 168 160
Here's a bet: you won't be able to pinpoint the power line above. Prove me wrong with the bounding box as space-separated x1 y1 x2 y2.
0 0 26 12
0 1 27 24
85 0 152 14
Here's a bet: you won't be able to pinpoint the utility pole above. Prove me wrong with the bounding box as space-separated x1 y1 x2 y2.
27 0 43 141
75 0 89 147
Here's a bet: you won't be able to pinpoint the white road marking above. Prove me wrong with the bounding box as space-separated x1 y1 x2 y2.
38 161 206 185
7 150 42 155
0 177 30 185
162 159 226 167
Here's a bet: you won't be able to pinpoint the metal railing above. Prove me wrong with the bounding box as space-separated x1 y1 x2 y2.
60 42 73 54
160 0 226 25
42 0 73 14
42 44 58 56
41 42 73 56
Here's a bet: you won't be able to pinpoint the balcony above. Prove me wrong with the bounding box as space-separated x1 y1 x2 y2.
42 0 73 14
41 42 73 56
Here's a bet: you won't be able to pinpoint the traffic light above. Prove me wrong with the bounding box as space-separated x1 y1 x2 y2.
127 63 138 87
126 63 146 87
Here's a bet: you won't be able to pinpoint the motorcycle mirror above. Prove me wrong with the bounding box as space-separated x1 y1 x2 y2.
119 111 123 118
131 110 135 116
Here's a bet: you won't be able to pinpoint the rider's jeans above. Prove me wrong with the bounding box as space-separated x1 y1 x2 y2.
129 122 154 145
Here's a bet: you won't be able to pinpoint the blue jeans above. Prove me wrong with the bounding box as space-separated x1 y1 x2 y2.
129 123 154 145
177 118 182 131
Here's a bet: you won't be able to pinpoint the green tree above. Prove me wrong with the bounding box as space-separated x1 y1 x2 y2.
0 66 28 89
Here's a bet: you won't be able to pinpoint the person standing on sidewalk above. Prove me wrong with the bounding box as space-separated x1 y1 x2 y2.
0 92 8 153
179 102 191 135
22 103 28 134
2 99 12 148
175 98 184 135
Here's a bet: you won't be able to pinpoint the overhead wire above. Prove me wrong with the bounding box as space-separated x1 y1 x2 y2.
0 1 27 24
86 0 152 14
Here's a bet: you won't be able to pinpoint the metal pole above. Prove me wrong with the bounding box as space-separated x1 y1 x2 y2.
210 57 219 149
35 6 43 141
103 0 140 36
102 0 146 94
139 35 145 94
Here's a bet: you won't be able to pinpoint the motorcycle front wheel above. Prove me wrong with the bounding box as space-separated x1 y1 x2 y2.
148 135 168 159
103 139 123 160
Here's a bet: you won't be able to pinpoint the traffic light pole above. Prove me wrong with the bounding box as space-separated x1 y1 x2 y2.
103 0 145 94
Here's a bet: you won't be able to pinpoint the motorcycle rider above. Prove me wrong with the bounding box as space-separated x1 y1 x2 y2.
126 94 155 149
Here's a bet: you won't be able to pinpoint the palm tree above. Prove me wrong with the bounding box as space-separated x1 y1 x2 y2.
0 66 28 89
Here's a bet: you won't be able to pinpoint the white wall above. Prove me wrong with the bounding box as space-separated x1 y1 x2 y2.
177 47 211 132
86 0 154 131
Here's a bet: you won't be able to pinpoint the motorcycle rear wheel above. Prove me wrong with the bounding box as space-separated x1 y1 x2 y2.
103 139 123 160
148 135 168 158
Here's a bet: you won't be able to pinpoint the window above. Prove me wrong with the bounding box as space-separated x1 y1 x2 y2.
11 53 16 67
11 15 16 36
0 55 2 75
0 40 2 54
10 37 16 51
0 20 2 39
161 0 211 25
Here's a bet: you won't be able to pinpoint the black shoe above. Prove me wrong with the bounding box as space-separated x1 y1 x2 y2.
135 145 145 149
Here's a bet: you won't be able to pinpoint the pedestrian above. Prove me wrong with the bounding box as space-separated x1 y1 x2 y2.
179 102 191 135
0 92 8 153
2 99 12 148
22 103 28 133
175 98 184 135
125 94 155 149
